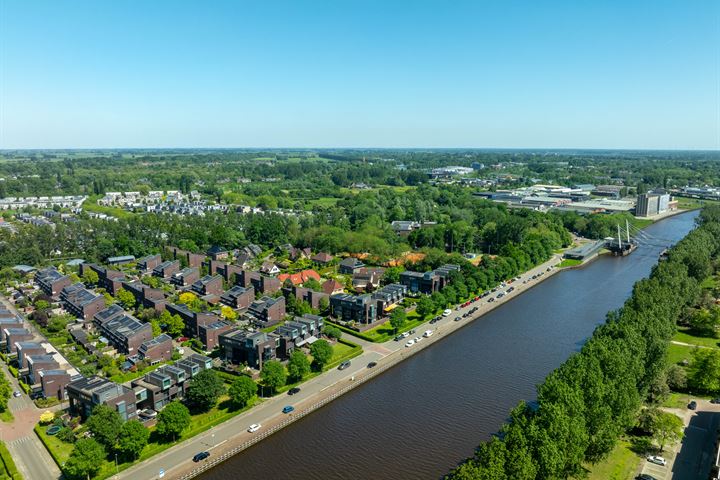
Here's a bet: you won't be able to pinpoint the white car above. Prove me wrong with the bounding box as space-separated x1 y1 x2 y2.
442 309 452 317
646 455 666 466
401 331 410 339
13 391 21 398
414 337 422 343
248 424 261 433
405 339 415 347
423 330 433 338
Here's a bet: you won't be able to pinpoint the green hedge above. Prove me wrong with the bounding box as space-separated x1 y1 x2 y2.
325 321 376 342
0 440 22 479
33 425 64 470
325 339 363 370
6 366 17 378
18 382 29 394
214 369 252 384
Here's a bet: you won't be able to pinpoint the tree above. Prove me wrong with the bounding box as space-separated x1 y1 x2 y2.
116 420 149 460
82 269 99 286
220 305 238 322
688 307 720 337
688 348 720 393
185 370 225 412
323 325 342 341
653 412 684 452
150 319 162 337
416 296 435 318
260 360 287 394
178 292 198 306
310 339 333 371
287 350 311 382
303 278 322 291
116 288 136 309
318 296 330 312
666 364 687 390
85 404 122 450
65 438 105 480
228 376 257 408
159 311 184 337
389 308 407 333
156 401 191 441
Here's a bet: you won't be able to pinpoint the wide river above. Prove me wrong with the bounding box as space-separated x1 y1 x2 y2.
201 211 699 480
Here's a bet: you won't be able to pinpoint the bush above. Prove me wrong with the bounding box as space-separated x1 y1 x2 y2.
34 397 60 408
0 440 20 479
6 366 17 378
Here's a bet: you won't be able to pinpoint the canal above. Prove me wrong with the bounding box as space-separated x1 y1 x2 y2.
201 211 699 480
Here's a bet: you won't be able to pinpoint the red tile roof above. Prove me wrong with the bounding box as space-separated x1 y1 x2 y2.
278 269 321 286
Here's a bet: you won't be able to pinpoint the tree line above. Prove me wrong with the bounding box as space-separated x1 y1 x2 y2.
446 206 720 479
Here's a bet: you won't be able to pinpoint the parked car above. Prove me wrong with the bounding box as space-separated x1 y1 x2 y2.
636 475 658 480
442 309 452 317
711 398 720 404
282 405 295 414
454 316 461 322
405 339 415 347
338 361 351 370
394 334 404 341
423 330 433 337
13 391 21 397
288 387 301 395
688 400 697 410
193 451 210 462
247 424 261 433
646 455 667 466
367 361 377 368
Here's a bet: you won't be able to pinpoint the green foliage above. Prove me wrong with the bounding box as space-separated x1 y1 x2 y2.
81 269 99 286
159 310 184 337
287 350 311 383
0 440 20 479
446 205 720 479
0 376 11 415
322 325 342 341
260 360 287 393
688 307 720 337
228 376 257 408
64 438 105 480
309 339 333 371
156 401 191 441
116 288 136 309
415 296 435 318
85 404 122 450
185 370 225 412
389 308 407 333
116 420 150 460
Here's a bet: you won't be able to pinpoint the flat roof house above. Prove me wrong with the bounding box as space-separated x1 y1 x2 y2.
191 275 224 297
153 260 181 279
170 267 200 288
137 254 162 273
94 307 153 355
0 316 24 341
165 303 220 338
138 334 174 364
67 376 138 421
329 293 377 324
39 369 71 400
220 285 255 309
219 329 278 370
3 328 33 353
246 296 286 328
16 341 47 368
400 264 460 294
339 257 365 275
198 321 233 351
26 354 60 385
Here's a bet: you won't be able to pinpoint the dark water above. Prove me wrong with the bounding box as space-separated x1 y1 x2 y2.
201 211 698 480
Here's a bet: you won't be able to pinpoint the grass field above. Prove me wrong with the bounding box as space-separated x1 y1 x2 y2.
84 195 135 219
667 342 697 365
583 440 640 480
362 311 428 342
558 258 582 268
304 197 340 208
674 328 720 349
0 409 13 423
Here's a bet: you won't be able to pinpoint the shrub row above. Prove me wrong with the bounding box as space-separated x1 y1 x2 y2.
0 440 22 479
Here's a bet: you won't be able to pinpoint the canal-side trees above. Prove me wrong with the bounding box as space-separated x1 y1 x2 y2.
446 206 720 480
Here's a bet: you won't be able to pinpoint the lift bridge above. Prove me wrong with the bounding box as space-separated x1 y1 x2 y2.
605 220 638 256
564 220 674 261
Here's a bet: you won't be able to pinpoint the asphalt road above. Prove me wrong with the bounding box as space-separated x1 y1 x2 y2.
117 256 562 480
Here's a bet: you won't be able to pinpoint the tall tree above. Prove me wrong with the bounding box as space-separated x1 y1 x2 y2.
260 360 287 394
156 401 191 441
228 376 257 408
185 370 225 412
309 339 333 371
287 351 311 383
65 438 106 480
85 404 122 450
116 420 150 460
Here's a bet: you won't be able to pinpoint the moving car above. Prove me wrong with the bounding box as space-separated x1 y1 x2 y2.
288 387 301 395
442 309 452 317
13 391 21 397
488 298 495 303
394 334 404 341
688 400 697 410
247 424 261 433
423 330 433 337
646 455 666 466
454 316 461 322
282 405 295 414
193 451 210 462
405 339 415 347
338 361 351 370
367 361 377 368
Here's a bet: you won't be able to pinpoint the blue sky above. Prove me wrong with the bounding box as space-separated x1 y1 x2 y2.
1 0 718 149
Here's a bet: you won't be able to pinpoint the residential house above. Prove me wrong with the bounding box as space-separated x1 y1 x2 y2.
170 267 200 288
35 267 72 299
138 334 173 364
3 328 33 353
67 376 138 421
339 257 364 274
166 247 205 268
284 286 329 310
260 262 280 276
246 296 286 328
311 252 334 265
137 254 162 273
60 283 106 321
26 354 60 385
322 279 344 295
16 341 47 368
153 260 180 279
190 275 224 297
219 330 279 370
122 281 167 312
399 264 461 294
0 316 24 341
165 303 220 338
352 267 385 291
107 255 135 265
277 269 321 287
39 370 71 400
93 308 153 355
220 285 255 309
131 354 211 411
236 270 281 295
198 321 233 351
371 283 408 317
330 293 377 324
206 245 229 261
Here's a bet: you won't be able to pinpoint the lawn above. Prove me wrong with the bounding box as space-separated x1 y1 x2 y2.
558 258 582 268
83 196 135 219
661 392 693 409
583 440 640 480
0 409 13 423
304 197 340 209
362 311 428 343
700 275 719 290
666 343 697 366
276 340 362 394
673 328 720 349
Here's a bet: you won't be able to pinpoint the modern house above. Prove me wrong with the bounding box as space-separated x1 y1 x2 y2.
165 303 220 338
236 270 281 295
131 354 212 411
3 328 33 353
138 334 174 364
399 264 461 294
93 307 153 355
220 285 255 309
122 281 167 312
219 330 278 370
329 293 377 324
170 267 200 288
246 296 286 328
39 369 71 400
371 283 408 315
352 267 384 291
67 376 138 421
190 275 224 297
35 267 72 299
165 247 205 268
60 283 106 321
153 260 181 279
339 257 365 274
16 341 47 368
198 320 233 351
137 254 162 273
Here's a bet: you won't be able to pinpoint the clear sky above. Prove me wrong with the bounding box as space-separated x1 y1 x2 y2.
1 0 718 149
